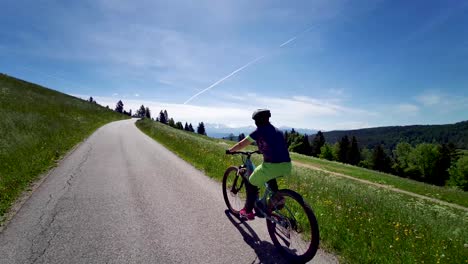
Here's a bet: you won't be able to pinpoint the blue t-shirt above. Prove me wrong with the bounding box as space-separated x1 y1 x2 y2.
247 124 291 163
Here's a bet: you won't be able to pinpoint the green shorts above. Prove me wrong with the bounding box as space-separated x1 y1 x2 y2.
249 162 292 187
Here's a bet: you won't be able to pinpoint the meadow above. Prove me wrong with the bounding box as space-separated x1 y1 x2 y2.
136 119 468 263
291 153 468 208
0 74 128 222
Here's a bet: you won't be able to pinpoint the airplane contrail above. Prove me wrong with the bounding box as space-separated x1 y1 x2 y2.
279 36 298 47
183 26 314 105
184 56 265 104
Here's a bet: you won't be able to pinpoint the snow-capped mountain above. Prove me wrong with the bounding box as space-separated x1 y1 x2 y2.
205 123 317 138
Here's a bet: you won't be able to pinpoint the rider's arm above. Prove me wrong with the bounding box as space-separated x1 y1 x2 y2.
229 137 252 152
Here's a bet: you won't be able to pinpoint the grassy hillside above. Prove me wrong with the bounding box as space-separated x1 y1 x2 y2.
291 153 468 207
136 119 467 264
320 121 468 149
0 73 128 221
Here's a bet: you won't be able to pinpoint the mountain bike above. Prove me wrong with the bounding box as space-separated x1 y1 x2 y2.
223 150 319 263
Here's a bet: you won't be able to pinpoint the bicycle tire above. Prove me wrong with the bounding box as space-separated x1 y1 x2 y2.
222 166 247 216
266 189 319 263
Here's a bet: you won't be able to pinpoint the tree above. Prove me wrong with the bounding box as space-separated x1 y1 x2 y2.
164 110 168 122
137 105 146 118
184 122 189 131
295 134 312 155
176 121 184 130
348 136 361 165
447 155 468 191
286 129 303 152
409 143 440 184
435 143 456 186
332 142 340 161
311 131 325 157
88 96 94 103
197 122 206 135
359 148 373 169
393 142 414 177
188 123 194 132
372 145 392 173
238 133 246 142
145 107 151 119
319 143 334 161
159 110 167 124
128 109 132 117
338 136 350 163
284 131 290 146
115 100 124 113
168 118 175 128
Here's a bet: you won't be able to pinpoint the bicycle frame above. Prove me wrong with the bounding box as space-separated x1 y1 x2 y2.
238 154 289 226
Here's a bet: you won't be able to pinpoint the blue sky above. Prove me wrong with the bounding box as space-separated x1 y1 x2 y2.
1 0 467 130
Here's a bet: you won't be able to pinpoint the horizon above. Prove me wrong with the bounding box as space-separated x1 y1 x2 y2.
1 1 467 131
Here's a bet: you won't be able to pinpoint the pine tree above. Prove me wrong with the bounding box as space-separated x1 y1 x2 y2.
164 110 168 122
311 131 325 157
176 122 184 130
128 109 132 117
159 111 167 124
168 118 175 128
299 134 312 155
145 107 151 119
115 100 124 113
372 145 392 173
435 143 456 186
188 123 194 132
184 122 189 131
284 131 290 146
238 133 246 142
348 136 361 165
88 96 94 103
137 105 146 118
197 122 206 135
338 136 350 163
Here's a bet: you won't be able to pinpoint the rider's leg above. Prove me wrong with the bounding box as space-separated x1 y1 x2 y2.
244 181 258 212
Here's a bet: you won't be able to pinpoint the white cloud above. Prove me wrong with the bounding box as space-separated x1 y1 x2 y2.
396 103 419 114
134 93 140 97
415 91 468 113
74 92 377 131
416 93 441 106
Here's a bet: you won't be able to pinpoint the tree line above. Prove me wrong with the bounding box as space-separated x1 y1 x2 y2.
284 129 468 191
113 100 207 136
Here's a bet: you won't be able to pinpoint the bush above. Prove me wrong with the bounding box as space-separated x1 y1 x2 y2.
447 156 468 191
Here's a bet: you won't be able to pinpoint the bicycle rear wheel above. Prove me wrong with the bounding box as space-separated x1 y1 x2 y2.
222 166 247 216
266 189 319 263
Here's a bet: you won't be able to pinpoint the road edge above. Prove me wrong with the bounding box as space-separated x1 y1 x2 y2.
0 121 117 232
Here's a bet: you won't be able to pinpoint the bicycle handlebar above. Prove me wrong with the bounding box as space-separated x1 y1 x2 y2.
226 150 261 155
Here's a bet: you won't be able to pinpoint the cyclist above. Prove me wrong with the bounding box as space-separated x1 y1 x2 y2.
226 109 292 220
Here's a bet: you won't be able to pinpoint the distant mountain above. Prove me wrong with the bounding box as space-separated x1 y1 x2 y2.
205 123 317 139
318 121 468 150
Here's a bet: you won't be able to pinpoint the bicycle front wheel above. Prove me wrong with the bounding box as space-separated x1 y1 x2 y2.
222 166 247 216
266 189 319 263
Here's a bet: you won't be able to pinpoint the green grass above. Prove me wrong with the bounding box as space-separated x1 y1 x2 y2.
0 74 128 221
291 153 468 208
137 119 468 263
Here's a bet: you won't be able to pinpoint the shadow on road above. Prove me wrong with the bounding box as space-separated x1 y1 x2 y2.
224 210 290 264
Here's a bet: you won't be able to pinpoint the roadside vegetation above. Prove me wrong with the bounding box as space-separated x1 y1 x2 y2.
0 74 128 222
286 130 468 192
291 153 468 207
136 118 468 263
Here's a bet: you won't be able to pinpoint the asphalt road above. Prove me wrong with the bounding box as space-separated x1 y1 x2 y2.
0 119 338 264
